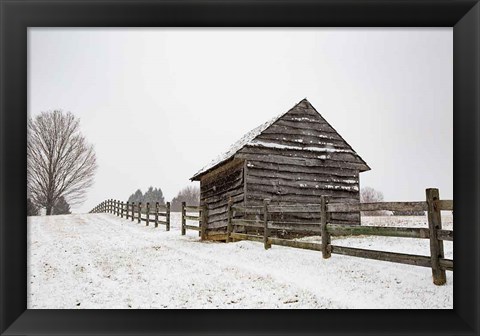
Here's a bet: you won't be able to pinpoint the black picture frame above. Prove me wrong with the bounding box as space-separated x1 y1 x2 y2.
1 0 478 335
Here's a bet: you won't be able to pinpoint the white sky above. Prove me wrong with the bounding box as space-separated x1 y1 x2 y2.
28 28 453 213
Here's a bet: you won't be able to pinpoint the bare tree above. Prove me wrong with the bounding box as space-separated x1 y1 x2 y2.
27 110 97 215
171 186 200 211
52 196 72 215
360 186 388 216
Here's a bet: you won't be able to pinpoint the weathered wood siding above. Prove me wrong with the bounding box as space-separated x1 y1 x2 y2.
200 159 245 237
196 99 368 239
236 101 363 225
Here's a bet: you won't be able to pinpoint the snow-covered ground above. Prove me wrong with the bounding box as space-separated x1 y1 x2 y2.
27 213 453 309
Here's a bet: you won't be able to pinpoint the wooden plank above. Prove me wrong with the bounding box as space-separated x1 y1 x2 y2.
185 205 201 211
241 146 361 164
257 133 348 149
330 212 361 222
236 153 367 171
269 237 323 251
320 196 331 258
231 219 263 228
200 205 207 240
268 204 323 213
199 158 244 184
201 172 243 195
184 215 200 221
327 224 431 239
209 221 228 229
262 124 343 141
249 184 358 198
247 168 358 186
246 160 359 177
436 200 453 211
437 229 453 241
426 188 447 285
326 201 427 213
263 199 271 249
226 199 233 243
206 233 229 241
166 202 171 231
181 202 186 235
230 232 263 243
204 194 244 212
185 225 201 231
201 188 244 205
331 245 432 268
439 258 453 271
268 222 322 234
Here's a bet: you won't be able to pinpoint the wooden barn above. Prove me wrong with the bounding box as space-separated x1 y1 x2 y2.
190 98 370 241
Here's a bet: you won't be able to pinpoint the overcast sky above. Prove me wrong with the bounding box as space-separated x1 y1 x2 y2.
28 28 452 213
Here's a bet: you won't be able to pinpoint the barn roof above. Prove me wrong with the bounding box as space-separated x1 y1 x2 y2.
191 98 370 180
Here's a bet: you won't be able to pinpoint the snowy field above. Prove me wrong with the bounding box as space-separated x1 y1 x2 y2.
27 213 453 309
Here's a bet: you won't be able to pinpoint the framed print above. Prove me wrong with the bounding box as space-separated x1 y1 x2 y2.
1 0 479 335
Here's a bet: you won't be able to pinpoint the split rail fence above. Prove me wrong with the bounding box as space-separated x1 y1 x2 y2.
90 199 171 230
226 188 453 286
181 202 207 239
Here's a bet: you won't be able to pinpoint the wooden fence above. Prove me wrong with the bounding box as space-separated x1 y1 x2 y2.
181 202 207 239
90 199 171 230
227 188 453 286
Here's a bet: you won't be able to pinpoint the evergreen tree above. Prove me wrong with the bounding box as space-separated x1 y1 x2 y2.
143 186 165 205
52 196 71 215
27 198 39 216
127 187 165 205
128 189 143 203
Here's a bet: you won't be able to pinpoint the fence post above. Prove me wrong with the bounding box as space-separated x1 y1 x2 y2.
109 199 112 213
166 202 171 231
154 202 159 228
146 202 150 226
116 200 119 216
131 202 135 221
181 202 186 235
263 199 271 249
426 188 446 285
138 202 142 223
226 198 233 243
114 200 117 216
121 201 124 218
320 195 331 259
126 202 129 219
201 204 208 241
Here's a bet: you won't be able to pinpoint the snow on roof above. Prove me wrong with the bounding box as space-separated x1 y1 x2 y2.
190 107 288 180
190 98 370 180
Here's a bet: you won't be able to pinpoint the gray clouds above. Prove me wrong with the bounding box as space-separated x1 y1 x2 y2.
28 28 452 212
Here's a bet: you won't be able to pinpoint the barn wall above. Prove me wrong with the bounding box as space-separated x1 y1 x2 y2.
200 159 245 238
235 109 363 225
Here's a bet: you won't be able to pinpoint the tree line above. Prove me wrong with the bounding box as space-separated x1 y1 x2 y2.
126 185 199 212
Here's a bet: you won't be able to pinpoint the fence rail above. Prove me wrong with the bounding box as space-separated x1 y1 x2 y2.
181 202 207 239
226 188 453 286
90 199 170 231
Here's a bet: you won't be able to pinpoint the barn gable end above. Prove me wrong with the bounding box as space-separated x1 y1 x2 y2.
191 98 370 239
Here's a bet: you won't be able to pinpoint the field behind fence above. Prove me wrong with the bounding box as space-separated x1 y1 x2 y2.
89 187 452 286
90 199 171 230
